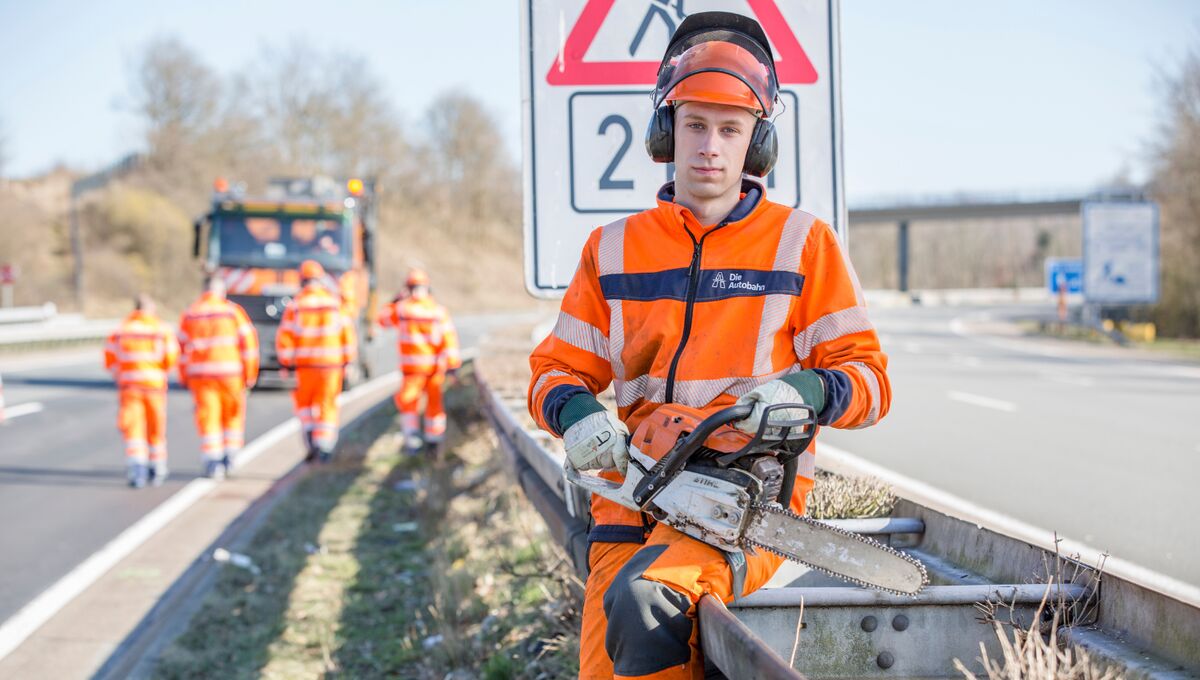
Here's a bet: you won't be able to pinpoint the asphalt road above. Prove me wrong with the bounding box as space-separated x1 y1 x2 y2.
819 303 1200 586
0 311 528 624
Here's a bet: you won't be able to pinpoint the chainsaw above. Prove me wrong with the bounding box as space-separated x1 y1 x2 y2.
564 402 928 595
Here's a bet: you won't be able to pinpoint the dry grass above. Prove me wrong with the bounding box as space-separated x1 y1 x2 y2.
956 540 1117 680
805 469 897 519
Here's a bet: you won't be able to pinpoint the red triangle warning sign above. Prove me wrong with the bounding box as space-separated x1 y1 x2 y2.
546 0 819 86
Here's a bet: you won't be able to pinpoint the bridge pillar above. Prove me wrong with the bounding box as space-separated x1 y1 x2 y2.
897 220 910 292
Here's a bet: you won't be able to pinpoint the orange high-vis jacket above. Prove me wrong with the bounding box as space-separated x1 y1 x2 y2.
105 311 180 390
529 182 890 542
276 283 357 370
378 295 460 375
178 292 260 386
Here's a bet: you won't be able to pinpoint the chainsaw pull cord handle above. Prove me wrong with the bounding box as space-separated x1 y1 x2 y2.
631 403 754 507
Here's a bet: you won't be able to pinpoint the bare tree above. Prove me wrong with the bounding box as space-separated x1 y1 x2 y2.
418 92 520 234
128 37 221 168
1149 41 1200 337
245 42 407 179
0 116 8 178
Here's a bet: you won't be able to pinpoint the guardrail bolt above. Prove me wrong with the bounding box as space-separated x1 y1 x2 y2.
877 651 894 669
860 615 877 632
892 614 909 631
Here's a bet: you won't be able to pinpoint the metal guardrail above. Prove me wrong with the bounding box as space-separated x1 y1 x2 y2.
0 317 118 348
0 304 59 325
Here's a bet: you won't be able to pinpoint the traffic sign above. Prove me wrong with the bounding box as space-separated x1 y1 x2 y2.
1082 202 1159 304
523 0 844 297
1044 258 1082 295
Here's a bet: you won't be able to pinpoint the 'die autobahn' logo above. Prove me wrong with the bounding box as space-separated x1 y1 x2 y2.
712 271 766 293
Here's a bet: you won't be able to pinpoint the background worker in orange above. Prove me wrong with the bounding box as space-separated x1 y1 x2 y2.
528 13 891 679
178 276 260 479
377 268 461 453
276 259 357 463
105 294 179 488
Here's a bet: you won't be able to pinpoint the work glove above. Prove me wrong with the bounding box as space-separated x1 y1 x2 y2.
563 411 630 474
734 371 825 440
558 393 628 474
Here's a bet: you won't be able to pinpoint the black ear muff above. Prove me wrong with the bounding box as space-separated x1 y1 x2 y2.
645 105 675 163
742 118 778 177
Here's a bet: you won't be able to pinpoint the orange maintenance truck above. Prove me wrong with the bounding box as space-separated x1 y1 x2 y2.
193 176 379 386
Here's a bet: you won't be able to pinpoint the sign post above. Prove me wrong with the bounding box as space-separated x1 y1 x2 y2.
522 0 844 298
0 264 16 309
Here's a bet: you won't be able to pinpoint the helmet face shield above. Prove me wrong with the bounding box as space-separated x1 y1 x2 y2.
655 33 778 118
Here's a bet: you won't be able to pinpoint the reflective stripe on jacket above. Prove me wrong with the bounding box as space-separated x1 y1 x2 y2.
178 292 260 384
378 295 460 375
276 283 357 369
528 181 890 540
105 312 179 390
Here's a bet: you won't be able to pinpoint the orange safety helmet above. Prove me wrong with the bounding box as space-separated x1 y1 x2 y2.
645 11 781 176
663 41 775 117
406 268 430 288
300 259 326 280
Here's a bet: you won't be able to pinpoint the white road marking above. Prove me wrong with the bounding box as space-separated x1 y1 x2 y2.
0 370 401 663
951 355 982 368
2 402 43 420
947 390 1016 412
1041 372 1096 387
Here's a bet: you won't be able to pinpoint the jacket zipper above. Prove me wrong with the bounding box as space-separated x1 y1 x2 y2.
664 218 732 404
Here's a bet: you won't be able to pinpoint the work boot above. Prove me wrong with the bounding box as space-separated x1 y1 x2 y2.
403 434 424 456
222 453 234 476
317 449 333 464
304 447 319 463
148 462 168 487
128 462 148 489
205 459 226 480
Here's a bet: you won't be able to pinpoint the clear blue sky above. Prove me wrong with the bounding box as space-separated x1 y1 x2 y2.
1 0 1197 200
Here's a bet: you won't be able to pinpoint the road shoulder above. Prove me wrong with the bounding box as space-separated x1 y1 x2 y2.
0 374 397 679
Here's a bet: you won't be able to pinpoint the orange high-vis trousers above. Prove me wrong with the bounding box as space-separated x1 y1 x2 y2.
190 376 247 462
580 541 644 680
294 367 342 453
118 388 167 464
582 524 787 679
395 371 446 442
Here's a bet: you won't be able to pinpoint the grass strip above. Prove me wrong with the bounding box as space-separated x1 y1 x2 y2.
154 372 579 679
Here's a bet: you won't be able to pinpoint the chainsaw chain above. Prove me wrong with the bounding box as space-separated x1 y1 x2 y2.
744 502 929 597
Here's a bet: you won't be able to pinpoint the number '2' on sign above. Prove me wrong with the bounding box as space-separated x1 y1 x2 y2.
568 91 800 214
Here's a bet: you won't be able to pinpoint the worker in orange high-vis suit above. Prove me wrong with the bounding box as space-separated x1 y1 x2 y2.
105 294 179 488
277 259 357 463
528 13 891 679
378 268 461 453
178 276 260 479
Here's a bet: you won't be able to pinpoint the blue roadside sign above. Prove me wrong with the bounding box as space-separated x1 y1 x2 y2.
1045 257 1083 294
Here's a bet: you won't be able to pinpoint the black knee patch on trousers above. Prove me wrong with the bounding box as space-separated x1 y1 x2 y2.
603 544 693 676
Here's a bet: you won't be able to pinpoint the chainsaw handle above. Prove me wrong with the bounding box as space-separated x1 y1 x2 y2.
715 401 817 466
